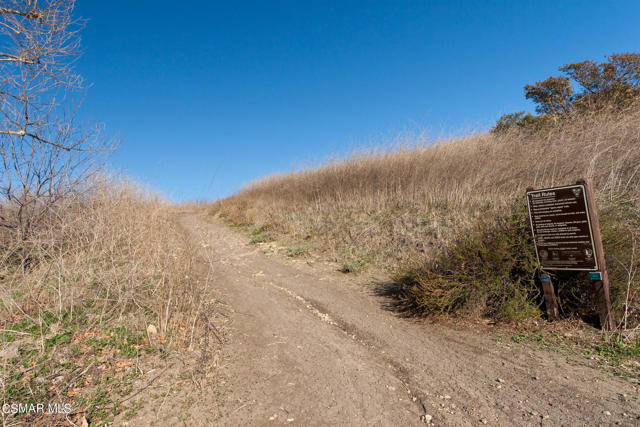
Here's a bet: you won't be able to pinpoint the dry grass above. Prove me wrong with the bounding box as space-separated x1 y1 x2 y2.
211 107 640 324
0 176 221 425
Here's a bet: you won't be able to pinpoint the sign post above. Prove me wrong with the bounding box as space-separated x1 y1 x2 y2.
526 179 615 330
538 272 559 321
577 178 615 330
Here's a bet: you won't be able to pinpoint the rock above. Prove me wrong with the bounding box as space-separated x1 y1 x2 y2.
444 395 451 399
147 324 158 335
423 414 433 423
496 378 504 383
604 411 611 416
480 418 488 424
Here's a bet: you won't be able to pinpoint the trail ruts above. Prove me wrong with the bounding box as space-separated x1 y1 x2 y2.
181 213 639 426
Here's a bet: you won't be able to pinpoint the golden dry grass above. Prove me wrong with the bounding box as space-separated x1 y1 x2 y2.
0 176 220 424
2 177 205 338
212 107 640 267
211 107 640 324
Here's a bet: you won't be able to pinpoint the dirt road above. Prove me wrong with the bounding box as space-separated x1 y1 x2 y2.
180 213 639 426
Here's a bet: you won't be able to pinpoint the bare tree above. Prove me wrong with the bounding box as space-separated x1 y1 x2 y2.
0 0 84 147
0 0 111 269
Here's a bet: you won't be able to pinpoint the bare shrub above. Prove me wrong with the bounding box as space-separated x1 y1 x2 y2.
1 175 206 337
0 176 215 423
0 0 113 269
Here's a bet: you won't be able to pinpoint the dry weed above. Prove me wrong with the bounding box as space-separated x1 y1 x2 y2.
0 176 220 424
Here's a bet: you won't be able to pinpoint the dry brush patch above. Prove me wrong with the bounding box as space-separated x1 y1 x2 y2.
210 107 640 331
0 178 223 426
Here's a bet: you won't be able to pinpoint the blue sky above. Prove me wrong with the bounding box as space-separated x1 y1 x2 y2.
74 1 640 201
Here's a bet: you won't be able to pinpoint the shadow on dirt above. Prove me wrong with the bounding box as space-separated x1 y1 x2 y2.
370 281 420 318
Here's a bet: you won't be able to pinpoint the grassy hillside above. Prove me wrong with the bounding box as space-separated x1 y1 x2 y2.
211 107 640 327
0 177 221 425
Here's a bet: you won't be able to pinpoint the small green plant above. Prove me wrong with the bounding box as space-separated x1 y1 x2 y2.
587 336 640 362
0 311 58 343
249 235 268 244
249 229 276 244
341 262 358 273
124 399 144 421
286 246 308 257
340 256 367 273
86 327 145 358
45 332 72 349
87 388 115 421
511 333 529 343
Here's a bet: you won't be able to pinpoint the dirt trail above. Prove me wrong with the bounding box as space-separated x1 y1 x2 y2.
180 213 639 426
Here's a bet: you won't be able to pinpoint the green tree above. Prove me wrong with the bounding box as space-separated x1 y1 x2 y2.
524 76 573 115
561 53 640 111
493 53 640 133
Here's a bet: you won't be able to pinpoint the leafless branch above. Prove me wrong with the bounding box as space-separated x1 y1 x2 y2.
0 0 114 270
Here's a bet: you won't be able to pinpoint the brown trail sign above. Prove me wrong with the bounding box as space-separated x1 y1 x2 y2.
526 179 615 330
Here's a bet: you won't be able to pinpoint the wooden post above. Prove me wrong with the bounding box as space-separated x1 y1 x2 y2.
577 178 615 330
527 186 559 321
539 273 559 321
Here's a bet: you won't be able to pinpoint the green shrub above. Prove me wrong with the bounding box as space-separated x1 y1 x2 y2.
492 111 550 134
249 235 268 244
286 246 308 257
600 194 640 327
396 192 640 326
395 199 541 320
249 228 277 244
550 195 640 326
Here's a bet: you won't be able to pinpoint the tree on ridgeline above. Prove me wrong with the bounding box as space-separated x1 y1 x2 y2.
493 52 640 133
